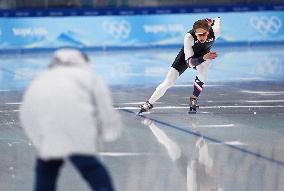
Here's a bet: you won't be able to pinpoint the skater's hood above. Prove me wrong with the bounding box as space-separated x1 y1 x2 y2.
49 48 90 69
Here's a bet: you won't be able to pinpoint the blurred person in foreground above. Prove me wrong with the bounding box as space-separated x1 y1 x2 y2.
20 48 121 191
139 17 221 114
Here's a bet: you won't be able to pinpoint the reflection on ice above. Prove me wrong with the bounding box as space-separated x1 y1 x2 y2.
1 46 284 89
139 115 221 191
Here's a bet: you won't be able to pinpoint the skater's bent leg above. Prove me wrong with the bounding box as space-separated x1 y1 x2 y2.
70 155 115 191
196 60 211 83
149 67 179 104
34 158 64 191
193 61 211 97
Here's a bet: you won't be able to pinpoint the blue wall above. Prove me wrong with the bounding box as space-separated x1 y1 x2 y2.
0 11 284 52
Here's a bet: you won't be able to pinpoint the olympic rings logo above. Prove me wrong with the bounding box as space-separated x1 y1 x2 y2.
102 20 131 39
250 16 282 35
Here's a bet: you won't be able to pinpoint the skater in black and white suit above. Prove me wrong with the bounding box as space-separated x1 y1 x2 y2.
139 17 221 113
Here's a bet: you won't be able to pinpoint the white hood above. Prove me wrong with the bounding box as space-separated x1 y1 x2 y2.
49 48 90 68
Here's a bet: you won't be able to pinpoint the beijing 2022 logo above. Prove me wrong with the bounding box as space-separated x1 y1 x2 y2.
102 20 131 39
250 16 282 35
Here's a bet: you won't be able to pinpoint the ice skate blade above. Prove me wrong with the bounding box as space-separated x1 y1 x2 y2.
137 111 151 116
137 111 144 116
188 110 197 114
188 107 197 114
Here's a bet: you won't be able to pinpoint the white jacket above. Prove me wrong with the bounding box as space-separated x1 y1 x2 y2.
20 49 121 159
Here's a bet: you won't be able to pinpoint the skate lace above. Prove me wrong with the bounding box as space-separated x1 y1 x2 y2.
145 101 154 109
142 102 150 109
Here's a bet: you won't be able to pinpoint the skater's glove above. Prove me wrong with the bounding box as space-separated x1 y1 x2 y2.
203 52 217 60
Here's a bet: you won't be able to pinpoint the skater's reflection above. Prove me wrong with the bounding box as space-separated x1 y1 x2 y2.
140 116 220 191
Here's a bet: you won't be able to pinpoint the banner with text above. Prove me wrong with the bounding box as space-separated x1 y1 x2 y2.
0 11 283 50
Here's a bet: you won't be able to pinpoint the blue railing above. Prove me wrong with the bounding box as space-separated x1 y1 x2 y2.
0 3 284 17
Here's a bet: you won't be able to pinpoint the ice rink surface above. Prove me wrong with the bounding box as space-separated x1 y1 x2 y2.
0 46 284 191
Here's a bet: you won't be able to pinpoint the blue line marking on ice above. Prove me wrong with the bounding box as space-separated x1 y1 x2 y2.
120 108 284 167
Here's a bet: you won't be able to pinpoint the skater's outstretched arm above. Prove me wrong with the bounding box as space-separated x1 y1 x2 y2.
211 17 221 39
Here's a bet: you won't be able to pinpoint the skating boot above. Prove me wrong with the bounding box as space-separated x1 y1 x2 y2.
189 96 199 114
138 101 153 115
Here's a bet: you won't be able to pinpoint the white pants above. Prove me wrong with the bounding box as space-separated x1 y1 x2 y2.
148 60 211 104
